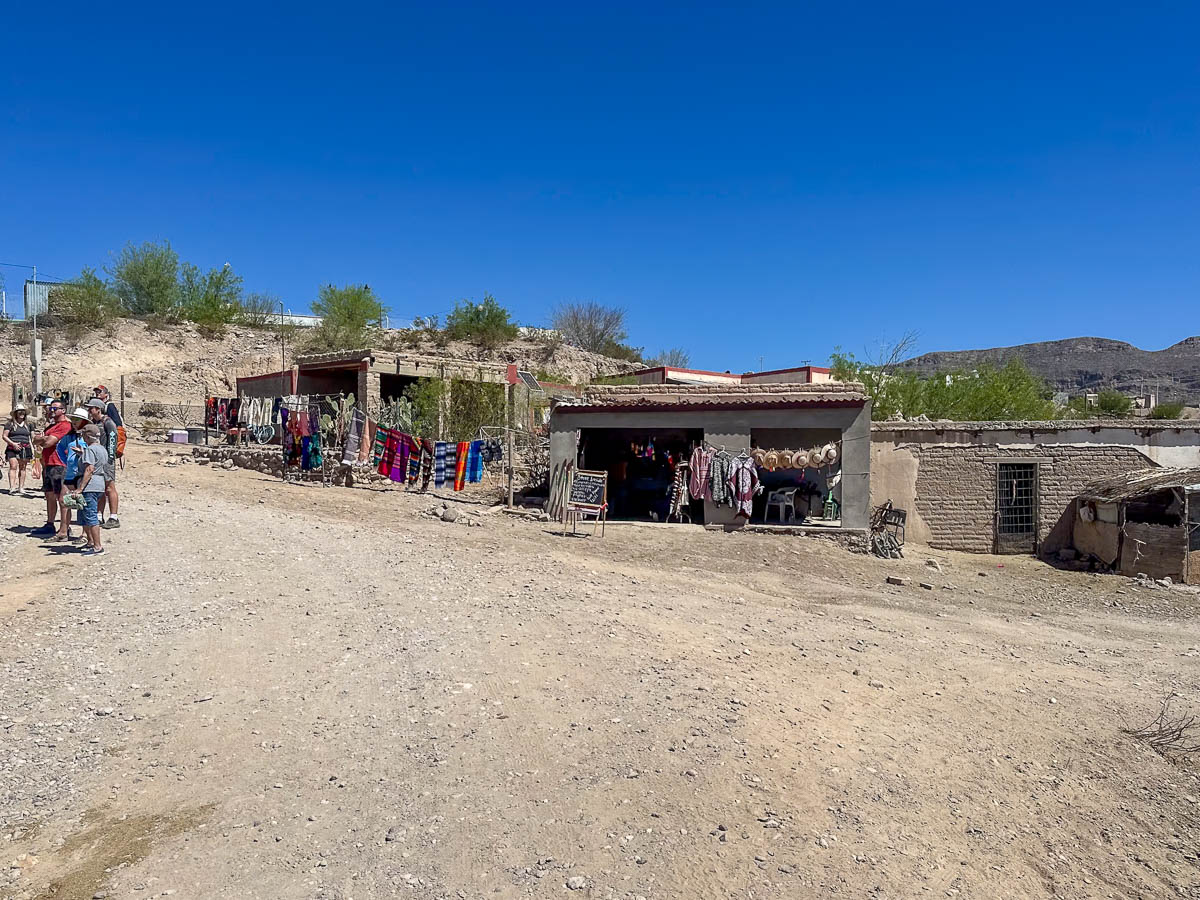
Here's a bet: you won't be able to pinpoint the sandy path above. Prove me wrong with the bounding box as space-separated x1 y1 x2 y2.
2 450 1199 899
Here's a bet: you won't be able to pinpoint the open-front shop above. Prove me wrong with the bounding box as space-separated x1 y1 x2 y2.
549 382 871 530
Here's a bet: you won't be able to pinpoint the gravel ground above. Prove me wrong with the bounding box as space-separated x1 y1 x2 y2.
2 446 1200 899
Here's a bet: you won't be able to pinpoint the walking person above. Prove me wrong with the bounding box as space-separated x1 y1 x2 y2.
68 423 108 555
87 399 120 527
3 402 34 495
31 401 72 537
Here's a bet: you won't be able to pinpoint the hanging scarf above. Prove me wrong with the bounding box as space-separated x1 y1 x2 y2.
453 441 469 491
388 432 411 483
466 440 484 483
434 442 448 488
421 439 434 490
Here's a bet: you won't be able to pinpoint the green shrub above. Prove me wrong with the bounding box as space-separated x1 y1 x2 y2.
46 268 121 327
444 294 519 349
1095 390 1133 418
235 292 280 328
307 283 384 352
108 240 180 319
1149 401 1186 419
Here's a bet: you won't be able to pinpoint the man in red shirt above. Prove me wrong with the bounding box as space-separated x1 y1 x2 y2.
32 401 72 536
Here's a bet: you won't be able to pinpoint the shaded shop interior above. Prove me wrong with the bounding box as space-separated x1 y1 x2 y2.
549 384 871 529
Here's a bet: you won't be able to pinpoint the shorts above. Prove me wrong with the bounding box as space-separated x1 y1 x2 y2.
64 477 80 491
80 492 102 527
42 464 64 494
5 447 32 461
102 462 117 483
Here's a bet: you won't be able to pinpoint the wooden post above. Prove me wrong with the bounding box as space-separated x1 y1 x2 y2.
506 382 515 508
119 375 126 420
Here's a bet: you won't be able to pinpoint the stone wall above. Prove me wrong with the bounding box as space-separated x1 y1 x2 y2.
907 445 1155 554
192 445 416 488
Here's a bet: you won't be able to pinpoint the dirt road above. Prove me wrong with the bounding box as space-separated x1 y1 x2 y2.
3 448 1199 899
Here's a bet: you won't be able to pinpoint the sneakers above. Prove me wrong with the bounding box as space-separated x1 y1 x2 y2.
30 523 56 536
102 517 120 530
81 546 105 556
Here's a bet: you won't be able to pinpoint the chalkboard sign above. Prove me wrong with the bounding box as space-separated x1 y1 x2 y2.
568 469 608 509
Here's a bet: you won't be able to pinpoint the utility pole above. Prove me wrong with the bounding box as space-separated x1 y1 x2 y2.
30 265 41 400
279 299 286 372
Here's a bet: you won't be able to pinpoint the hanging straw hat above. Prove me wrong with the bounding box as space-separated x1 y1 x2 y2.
806 447 825 468
823 443 840 464
790 449 808 469
752 448 766 467
775 448 792 469
763 449 780 470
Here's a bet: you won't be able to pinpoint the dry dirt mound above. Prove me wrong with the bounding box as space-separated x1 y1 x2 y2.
0 320 640 407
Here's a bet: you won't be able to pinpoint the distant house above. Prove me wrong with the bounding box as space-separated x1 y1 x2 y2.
23 279 66 319
631 364 834 386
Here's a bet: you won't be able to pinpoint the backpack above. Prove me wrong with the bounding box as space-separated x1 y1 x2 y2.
115 425 127 458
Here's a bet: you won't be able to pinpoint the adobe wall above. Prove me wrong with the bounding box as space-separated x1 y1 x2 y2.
870 440 1156 553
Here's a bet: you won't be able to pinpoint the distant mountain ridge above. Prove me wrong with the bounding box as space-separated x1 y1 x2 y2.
902 336 1200 402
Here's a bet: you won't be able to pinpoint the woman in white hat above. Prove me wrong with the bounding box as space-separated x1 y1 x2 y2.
3 402 34 495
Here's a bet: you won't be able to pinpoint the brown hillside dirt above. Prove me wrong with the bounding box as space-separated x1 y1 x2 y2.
0 320 638 408
1 446 1198 898
904 335 1200 403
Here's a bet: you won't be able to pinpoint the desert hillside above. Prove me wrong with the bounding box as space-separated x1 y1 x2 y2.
904 336 1200 401
0 319 639 408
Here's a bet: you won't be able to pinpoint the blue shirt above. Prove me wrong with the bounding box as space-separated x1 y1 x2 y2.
60 431 86 481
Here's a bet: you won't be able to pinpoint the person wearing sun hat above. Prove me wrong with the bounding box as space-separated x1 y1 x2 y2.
67 423 108 554
3 402 34 495
31 400 72 536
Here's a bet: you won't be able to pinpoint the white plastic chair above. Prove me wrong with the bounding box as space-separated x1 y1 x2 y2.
765 488 797 523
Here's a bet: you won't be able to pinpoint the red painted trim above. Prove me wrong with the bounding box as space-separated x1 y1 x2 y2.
631 365 741 379
558 399 865 414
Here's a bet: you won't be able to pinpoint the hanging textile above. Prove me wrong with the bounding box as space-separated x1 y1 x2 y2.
466 440 484 483
453 441 469 491
371 426 388 468
434 442 448 488
377 430 399 477
388 432 412 483
689 446 714 500
709 450 735 507
728 454 761 519
670 462 690 520
420 439 435 490
342 409 365 465
205 397 218 428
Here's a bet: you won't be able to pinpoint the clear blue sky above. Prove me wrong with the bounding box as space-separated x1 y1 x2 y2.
3 2 1197 372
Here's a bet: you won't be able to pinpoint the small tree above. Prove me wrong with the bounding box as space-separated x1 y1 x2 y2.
647 347 691 368
308 283 385 351
108 240 180 319
1149 401 1186 420
47 267 121 328
237 292 282 328
552 301 628 353
179 262 244 333
1096 390 1133 418
444 293 519 349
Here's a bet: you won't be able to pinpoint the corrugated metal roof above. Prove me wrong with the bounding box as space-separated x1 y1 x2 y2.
1077 466 1200 502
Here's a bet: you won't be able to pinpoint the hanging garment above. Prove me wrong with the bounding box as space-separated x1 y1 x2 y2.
434 442 448 488
407 451 421 484
227 398 241 426
205 397 218 427
377 430 399 477
309 431 323 469
342 409 364 465
466 440 484 483
689 446 714 500
709 450 735 507
420 438 435 490
670 463 690 519
453 441 469 491
389 432 412 483
729 454 761 519
371 426 389 467
357 416 374 464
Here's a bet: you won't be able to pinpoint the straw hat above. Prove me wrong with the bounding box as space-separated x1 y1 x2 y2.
11 402 27 415
751 448 766 467
823 443 840 464
806 447 824 467
790 449 808 469
774 448 792 469
763 449 780 470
